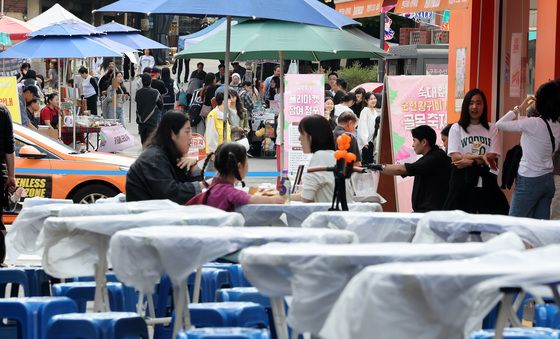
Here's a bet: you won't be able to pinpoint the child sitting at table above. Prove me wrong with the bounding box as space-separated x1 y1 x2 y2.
187 142 285 211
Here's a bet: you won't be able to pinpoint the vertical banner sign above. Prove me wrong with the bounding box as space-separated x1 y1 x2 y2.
455 48 466 112
0 76 21 123
510 33 522 98
386 75 448 212
283 74 324 177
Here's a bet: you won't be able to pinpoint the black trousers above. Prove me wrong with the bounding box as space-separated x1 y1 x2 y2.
0 174 6 264
85 95 98 116
361 141 375 165
138 122 157 146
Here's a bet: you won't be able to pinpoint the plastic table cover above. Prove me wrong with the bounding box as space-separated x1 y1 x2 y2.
109 226 358 294
6 199 181 262
41 206 245 278
412 210 560 247
320 244 560 339
239 232 525 334
301 211 420 243
236 203 382 227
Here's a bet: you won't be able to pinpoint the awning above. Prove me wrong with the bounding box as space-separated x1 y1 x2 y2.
335 0 470 18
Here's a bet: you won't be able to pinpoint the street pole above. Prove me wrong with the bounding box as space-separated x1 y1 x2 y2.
222 16 231 142
278 51 285 173
378 12 385 82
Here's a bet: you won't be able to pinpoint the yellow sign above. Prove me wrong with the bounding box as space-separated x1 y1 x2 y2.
15 176 53 198
0 76 21 123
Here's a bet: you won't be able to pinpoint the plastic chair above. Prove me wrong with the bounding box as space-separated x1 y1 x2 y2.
181 327 270 339
46 312 148 339
535 304 560 329
469 327 560 339
203 263 251 288
0 268 30 298
51 281 131 312
188 268 231 303
189 302 268 328
0 296 77 339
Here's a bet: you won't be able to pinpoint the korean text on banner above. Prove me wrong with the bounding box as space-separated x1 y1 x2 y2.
336 0 383 19
283 74 324 177
386 75 448 212
395 0 471 13
0 76 21 123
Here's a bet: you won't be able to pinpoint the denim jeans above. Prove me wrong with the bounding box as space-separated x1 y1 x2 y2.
509 172 555 219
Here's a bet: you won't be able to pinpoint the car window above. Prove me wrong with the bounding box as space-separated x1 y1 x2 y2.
14 124 77 155
15 136 58 159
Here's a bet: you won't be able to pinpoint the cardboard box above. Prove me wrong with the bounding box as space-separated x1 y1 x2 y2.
38 126 59 140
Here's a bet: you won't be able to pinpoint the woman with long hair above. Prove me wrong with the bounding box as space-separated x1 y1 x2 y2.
126 110 203 203
443 88 509 214
228 89 249 141
496 80 560 219
161 67 179 113
324 96 337 130
196 72 218 135
292 114 355 203
102 71 129 125
357 92 381 164
351 87 366 118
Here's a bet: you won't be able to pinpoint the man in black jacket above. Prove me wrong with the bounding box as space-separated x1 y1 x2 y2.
0 104 15 264
374 125 451 212
135 74 163 146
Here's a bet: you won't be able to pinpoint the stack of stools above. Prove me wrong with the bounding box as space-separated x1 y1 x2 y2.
470 328 560 338
155 264 272 339
46 312 148 339
178 327 270 339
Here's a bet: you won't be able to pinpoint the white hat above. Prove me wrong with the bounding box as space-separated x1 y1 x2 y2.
232 73 241 80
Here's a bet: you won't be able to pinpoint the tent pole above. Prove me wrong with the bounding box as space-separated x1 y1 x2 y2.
222 16 231 142
58 58 62 140
128 58 133 123
279 51 285 173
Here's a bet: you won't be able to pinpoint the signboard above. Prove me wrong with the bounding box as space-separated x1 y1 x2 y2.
15 175 52 198
510 33 522 98
386 75 448 212
0 76 21 123
335 0 383 18
283 74 324 177
188 132 206 160
395 0 470 13
98 125 137 152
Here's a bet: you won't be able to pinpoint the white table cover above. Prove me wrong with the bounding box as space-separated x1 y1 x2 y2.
109 226 358 294
41 206 245 278
239 232 525 334
6 199 181 262
236 203 382 227
301 211 420 243
320 245 560 339
412 210 560 247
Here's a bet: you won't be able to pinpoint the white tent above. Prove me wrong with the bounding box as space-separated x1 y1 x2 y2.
27 3 89 30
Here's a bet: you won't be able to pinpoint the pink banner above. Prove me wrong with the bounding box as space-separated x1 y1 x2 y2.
98 125 137 152
283 74 324 176
386 75 448 212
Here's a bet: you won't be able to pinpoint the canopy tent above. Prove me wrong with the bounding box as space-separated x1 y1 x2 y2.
27 3 89 30
177 18 239 52
96 21 139 33
28 19 99 37
0 15 34 41
0 36 121 59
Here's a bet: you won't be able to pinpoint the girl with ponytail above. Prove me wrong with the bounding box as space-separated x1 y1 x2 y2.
187 142 285 211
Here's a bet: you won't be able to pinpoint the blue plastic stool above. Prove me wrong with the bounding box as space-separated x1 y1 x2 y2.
51 281 130 312
203 263 251 288
189 302 268 328
0 268 30 297
181 327 270 339
46 312 148 339
470 328 560 338
0 296 77 339
188 268 231 303
535 304 560 329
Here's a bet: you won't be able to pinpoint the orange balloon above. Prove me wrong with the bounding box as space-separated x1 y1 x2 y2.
336 134 352 151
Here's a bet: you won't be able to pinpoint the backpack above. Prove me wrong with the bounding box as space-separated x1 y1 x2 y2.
188 89 203 126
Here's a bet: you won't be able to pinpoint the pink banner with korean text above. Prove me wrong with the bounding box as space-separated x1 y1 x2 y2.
283 74 324 177
386 75 448 212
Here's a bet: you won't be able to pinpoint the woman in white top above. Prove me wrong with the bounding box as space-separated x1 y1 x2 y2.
443 88 509 214
138 49 155 74
292 114 354 203
496 80 560 219
357 92 380 165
